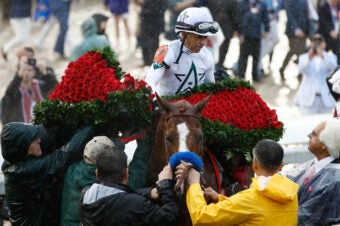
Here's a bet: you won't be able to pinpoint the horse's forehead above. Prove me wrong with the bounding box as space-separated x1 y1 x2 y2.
167 117 200 129
173 100 192 113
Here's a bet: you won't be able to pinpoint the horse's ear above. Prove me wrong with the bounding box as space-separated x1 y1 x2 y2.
155 92 176 113
193 95 211 113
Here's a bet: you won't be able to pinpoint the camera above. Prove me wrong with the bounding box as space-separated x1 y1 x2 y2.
28 58 36 66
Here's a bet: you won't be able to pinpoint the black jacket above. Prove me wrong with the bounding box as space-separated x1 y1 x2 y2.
239 0 270 38
1 68 58 126
1 124 93 226
204 0 241 40
284 0 310 37
80 180 181 226
318 2 340 41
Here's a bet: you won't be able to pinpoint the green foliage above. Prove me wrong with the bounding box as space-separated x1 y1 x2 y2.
33 90 153 137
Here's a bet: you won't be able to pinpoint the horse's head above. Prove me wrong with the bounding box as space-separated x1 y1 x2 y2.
147 93 210 186
155 93 210 157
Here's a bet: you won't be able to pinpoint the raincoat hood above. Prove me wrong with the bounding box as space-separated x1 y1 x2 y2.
252 174 299 204
1 122 43 164
81 18 98 38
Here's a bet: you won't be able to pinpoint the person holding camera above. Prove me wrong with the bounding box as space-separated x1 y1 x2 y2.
293 34 337 115
1 48 58 126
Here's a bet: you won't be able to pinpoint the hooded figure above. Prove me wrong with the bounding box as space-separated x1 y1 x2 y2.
1 122 93 226
1 123 43 164
69 17 111 61
92 13 109 36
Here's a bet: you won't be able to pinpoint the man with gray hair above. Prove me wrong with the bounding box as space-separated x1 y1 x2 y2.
286 119 340 225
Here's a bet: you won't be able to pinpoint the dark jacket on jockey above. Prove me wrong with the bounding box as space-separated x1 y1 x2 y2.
1 123 93 226
80 180 181 226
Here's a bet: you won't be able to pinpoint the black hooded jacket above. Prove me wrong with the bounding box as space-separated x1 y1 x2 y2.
80 180 181 226
1 123 93 226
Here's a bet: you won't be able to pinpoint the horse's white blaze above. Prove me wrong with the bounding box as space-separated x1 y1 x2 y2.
177 122 189 152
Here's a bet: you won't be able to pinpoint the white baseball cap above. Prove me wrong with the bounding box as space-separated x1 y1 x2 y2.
83 136 115 165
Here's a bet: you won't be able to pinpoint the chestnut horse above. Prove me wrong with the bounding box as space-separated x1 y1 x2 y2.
147 93 221 225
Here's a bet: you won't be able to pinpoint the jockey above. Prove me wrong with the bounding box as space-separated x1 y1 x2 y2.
128 7 218 189
145 6 217 96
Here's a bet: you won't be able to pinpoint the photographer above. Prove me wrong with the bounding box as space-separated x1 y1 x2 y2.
293 34 337 115
1 48 58 126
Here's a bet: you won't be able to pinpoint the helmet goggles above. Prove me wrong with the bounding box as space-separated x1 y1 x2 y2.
176 21 219 35
193 22 219 34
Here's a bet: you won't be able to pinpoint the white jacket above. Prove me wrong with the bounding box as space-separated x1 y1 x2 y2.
145 39 215 96
294 51 337 108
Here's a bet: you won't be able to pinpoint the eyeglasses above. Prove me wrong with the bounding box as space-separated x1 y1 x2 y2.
192 22 219 34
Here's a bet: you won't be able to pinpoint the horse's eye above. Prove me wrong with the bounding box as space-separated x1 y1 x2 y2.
166 134 174 144
197 134 203 143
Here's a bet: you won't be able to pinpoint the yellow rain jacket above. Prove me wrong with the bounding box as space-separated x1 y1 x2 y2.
186 173 298 226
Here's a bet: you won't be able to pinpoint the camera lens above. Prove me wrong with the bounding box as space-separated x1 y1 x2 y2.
28 59 36 66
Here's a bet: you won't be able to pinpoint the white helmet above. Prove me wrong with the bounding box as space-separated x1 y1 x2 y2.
175 7 219 36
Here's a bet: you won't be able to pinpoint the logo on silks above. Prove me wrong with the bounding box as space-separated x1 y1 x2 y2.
175 62 204 94
153 62 163 70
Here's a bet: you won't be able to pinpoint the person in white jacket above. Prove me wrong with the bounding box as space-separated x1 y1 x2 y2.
128 7 218 189
145 7 216 96
293 34 337 115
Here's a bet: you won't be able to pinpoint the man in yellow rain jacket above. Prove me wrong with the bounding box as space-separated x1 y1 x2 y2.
176 139 299 226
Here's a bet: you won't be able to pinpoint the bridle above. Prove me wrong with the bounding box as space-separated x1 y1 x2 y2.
164 112 207 189
164 112 202 161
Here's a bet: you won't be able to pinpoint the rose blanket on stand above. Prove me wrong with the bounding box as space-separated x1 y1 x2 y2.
33 47 154 139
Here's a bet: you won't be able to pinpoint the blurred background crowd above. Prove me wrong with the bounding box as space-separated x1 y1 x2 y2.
0 0 339 130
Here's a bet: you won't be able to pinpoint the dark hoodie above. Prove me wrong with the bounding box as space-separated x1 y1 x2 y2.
1 122 93 226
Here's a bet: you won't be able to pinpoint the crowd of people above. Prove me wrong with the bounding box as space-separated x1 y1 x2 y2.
1 0 340 118
0 0 340 225
1 118 339 225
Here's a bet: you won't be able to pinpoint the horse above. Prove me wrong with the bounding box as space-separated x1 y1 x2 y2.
147 93 219 188
146 93 224 225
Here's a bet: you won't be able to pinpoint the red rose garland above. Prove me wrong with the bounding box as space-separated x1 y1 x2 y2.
49 52 152 103
33 48 154 138
167 81 284 162
174 87 282 131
